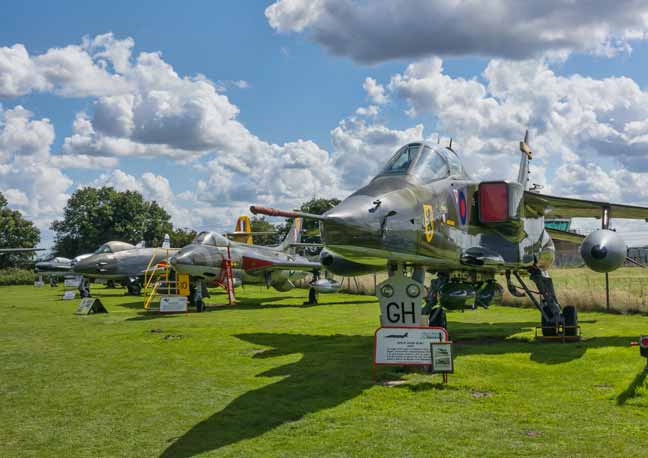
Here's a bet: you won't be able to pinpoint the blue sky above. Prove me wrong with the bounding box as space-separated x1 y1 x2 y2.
2 1 648 247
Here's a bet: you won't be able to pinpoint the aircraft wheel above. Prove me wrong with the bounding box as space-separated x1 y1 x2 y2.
541 305 558 337
562 305 578 337
308 287 318 305
106 280 116 289
429 307 447 329
195 299 205 313
131 284 141 296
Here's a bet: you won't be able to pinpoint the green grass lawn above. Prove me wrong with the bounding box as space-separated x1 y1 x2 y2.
1 284 648 458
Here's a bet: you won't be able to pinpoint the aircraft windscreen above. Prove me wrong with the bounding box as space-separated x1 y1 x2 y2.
193 231 230 246
94 244 112 254
440 148 465 177
412 146 449 183
380 144 422 175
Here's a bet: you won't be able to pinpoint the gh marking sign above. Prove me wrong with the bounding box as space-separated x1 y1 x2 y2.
377 273 424 326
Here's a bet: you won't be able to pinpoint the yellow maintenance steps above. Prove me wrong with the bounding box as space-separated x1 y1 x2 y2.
142 249 190 311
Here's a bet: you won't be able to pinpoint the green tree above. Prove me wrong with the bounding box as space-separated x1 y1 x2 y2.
0 192 41 268
51 187 173 257
250 216 278 246
169 227 198 248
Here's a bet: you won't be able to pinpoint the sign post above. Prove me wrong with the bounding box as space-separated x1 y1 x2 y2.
374 326 452 382
75 298 108 315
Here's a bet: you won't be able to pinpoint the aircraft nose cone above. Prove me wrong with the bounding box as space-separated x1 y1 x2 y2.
171 250 194 267
320 195 383 248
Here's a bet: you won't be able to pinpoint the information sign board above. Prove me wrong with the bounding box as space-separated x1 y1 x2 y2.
374 326 447 365
160 296 188 313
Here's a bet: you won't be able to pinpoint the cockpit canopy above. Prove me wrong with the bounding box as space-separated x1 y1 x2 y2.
93 241 136 254
379 142 468 182
192 231 230 247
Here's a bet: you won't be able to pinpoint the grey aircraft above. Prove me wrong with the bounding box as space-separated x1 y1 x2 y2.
73 240 177 296
33 253 95 286
252 133 648 337
170 218 339 311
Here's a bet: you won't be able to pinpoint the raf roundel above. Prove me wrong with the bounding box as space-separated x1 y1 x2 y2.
458 190 467 225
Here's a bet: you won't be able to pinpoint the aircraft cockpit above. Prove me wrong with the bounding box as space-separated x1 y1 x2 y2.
93 241 136 254
379 142 468 182
193 231 230 247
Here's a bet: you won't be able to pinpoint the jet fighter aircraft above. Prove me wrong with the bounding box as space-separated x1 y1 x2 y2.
170 218 339 311
73 239 177 296
252 133 648 337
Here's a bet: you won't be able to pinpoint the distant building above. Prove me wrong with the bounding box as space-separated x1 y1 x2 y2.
545 219 583 267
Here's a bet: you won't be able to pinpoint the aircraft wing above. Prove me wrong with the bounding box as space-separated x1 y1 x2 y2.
525 191 648 220
241 255 320 273
545 228 585 244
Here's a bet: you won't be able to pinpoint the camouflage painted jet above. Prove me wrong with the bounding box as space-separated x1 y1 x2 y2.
252 133 648 337
170 218 339 311
73 240 176 296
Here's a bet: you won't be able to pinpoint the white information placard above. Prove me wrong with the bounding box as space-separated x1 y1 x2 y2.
160 296 188 313
34 280 44 288
430 342 454 373
374 326 448 365
63 290 77 300
64 277 82 288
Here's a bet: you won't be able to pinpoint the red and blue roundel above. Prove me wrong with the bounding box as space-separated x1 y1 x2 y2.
458 190 467 225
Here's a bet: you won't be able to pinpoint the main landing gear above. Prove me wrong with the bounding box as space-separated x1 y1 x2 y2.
126 278 142 296
507 267 579 339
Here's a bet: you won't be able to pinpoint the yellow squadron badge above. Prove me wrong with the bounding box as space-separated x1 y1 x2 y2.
423 204 434 242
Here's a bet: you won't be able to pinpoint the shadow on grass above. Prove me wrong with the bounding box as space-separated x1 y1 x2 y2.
451 321 631 364
161 326 634 457
161 333 375 458
617 368 648 405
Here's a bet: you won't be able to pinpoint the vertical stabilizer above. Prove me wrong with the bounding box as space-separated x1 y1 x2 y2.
162 233 171 248
518 130 532 190
276 217 303 253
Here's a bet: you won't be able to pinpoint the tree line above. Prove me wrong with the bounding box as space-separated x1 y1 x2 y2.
0 187 340 266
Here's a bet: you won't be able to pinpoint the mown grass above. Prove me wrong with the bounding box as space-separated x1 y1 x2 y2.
1 284 648 457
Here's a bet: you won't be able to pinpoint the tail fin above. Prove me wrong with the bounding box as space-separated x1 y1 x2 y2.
161 233 170 248
136 240 145 248
276 217 303 253
231 216 253 244
518 130 532 190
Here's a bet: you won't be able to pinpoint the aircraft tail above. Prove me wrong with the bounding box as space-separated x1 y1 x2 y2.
517 130 532 190
276 217 303 253
136 240 145 248
231 216 253 244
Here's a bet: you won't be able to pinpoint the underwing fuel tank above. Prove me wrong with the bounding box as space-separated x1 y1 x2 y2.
310 278 342 293
580 229 626 273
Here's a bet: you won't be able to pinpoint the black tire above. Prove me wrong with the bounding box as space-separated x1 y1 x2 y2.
562 305 578 337
195 299 205 313
308 288 318 305
541 305 558 337
106 280 115 289
429 307 448 329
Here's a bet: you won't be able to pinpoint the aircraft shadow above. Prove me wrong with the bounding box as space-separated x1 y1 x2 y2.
160 332 375 458
161 324 634 457
617 368 648 405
